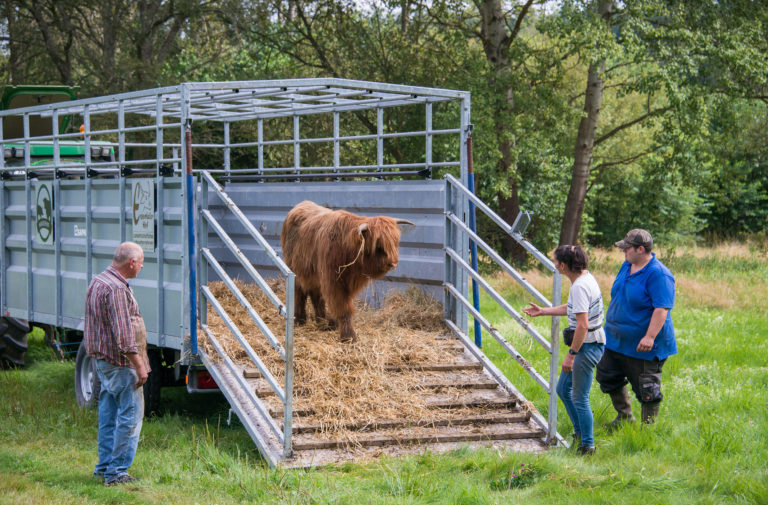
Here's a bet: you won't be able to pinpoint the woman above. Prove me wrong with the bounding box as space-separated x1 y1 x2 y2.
523 245 605 455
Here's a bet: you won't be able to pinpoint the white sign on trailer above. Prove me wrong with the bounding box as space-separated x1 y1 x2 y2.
131 179 155 251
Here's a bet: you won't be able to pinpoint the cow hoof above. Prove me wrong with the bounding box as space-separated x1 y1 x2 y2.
339 331 357 343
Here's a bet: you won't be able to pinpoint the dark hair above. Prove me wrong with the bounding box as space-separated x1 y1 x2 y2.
554 244 589 274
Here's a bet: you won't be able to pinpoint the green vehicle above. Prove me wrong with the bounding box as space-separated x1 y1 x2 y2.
0 85 113 368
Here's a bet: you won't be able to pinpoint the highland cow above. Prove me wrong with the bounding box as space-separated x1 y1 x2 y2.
280 200 414 343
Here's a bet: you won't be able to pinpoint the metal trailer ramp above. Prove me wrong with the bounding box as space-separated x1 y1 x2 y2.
196 171 561 468
201 327 548 468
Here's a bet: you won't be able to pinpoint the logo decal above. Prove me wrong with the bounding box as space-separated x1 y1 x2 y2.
36 183 53 243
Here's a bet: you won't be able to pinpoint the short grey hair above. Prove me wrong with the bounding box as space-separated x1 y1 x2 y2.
113 242 143 266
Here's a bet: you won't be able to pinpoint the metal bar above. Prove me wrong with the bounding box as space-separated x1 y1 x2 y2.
84 106 93 286
293 116 300 179
119 101 126 243
445 213 551 308
467 132 481 347
443 318 566 447
223 122 231 176
199 323 284 443
155 97 165 344
333 112 340 178
24 113 32 321
199 176 208 329
201 171 291 276
180 84 196 359
186 122 198 356
445 174 557 273
257 119 264 177
219 169 429 183
426 102 433 178
283 273 295 458
200 209 286 316
548 272 562 445
201 247 286 360
201 286 286 404
445 283 550 392
53 111 62 327
377 108 383 175
445 247 552 352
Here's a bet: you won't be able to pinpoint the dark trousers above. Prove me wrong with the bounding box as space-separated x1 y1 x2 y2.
596 348 666 404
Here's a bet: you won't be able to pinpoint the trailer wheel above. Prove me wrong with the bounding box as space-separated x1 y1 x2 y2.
75 343 100 409
144 348 163 417
0 317 30 369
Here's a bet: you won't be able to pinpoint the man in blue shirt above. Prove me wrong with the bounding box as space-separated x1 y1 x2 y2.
597 229 676 425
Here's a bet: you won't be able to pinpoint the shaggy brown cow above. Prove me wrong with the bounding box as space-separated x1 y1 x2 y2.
280 200 414 343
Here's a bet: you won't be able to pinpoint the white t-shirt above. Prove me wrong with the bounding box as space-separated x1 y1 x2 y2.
567 271 606 344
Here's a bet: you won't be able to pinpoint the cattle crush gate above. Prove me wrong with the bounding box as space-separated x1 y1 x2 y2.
0 80 564 467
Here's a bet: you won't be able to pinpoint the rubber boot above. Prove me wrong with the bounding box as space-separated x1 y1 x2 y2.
605 387 635 430
641 401 660 424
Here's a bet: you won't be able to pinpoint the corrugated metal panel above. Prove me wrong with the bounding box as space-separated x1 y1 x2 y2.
206 180 446 303
0 178 185 347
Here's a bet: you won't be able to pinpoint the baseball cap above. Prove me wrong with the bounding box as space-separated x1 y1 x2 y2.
615 229 653 250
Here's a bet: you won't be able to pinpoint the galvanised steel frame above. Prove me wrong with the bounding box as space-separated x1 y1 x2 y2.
0 79 563 461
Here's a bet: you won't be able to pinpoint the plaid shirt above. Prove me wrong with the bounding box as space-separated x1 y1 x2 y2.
84 265 140 367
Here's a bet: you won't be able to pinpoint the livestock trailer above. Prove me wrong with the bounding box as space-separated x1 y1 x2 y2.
0 80 564 467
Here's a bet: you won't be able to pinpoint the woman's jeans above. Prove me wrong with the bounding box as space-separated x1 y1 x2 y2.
93 360 144 482
556 342 605 448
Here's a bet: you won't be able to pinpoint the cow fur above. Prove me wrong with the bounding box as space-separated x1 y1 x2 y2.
280 200 412 343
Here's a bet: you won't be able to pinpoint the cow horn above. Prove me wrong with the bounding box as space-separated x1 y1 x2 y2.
395 218 415 226
358 222 368 235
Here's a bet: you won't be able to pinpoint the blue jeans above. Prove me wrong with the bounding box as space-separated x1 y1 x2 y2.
556 342 604 448
93 360 144 482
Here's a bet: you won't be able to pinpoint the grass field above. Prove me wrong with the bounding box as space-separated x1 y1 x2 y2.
1 244 767 504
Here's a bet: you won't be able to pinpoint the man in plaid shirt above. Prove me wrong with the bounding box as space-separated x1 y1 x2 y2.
84 242 148 486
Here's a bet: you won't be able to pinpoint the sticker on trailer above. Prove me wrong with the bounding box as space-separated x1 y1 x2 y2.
36 182 53 245
132 179 155 251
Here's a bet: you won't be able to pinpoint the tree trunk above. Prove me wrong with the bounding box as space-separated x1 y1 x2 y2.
559 0 612 245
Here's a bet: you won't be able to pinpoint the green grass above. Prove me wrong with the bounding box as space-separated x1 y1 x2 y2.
2 248 768 504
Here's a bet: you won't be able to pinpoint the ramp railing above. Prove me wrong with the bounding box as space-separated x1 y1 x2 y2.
197 170 295 462
443 174 564 446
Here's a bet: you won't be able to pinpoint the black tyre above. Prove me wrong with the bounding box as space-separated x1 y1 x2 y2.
144 348 163 417
75 343 100 409
0 317 30 369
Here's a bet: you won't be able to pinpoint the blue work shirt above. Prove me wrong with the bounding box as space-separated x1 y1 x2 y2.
605 253 676 360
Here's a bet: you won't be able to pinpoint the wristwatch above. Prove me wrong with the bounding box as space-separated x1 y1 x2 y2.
568 348 579 355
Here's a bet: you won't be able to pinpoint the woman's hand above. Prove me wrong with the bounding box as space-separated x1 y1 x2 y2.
523 302 544 317
562 353 574 373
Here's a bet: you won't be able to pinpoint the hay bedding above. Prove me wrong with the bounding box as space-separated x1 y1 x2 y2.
202 279 479 440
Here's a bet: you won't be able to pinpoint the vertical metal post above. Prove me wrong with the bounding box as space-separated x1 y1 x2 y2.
283 272 296 458
457 97 471 333
425 102 433 178
180 85 197 357
377 108 383 176
53 110 62 327
293 115 300 179
185 122 197 356
467 131 481 347
155 95 166 345
199 176 208 327
24 113 32 321
223 122 231 177
257 119 264 178
118 100 126 243
0 116 4 315
84 106 93 286
548 272 562 444
443 179 454 323
333 112 340 179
